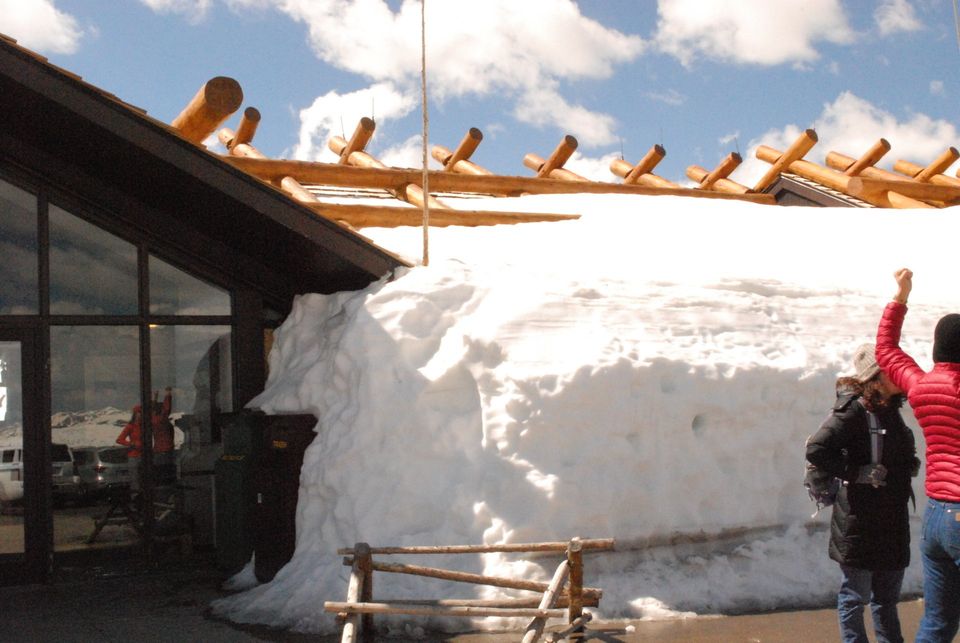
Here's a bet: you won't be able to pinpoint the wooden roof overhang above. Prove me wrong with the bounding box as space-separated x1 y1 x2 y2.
0 35 406 304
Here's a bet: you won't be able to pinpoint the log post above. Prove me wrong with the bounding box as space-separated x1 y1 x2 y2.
624 144 666 183
521 559 570 643
357 543 374 639
230 107 261 150
892 159 960 187
530 135 579 178
685 165 750 194
522 154 587 181
341 543 367 643
435 128 486 172
752 129 818 192
171 76 243 145
846 177 960 205
836 139 890 176
825 151 913 182
696 152 742 189
895 147 960 183
336 118 377 165
566 538 584 635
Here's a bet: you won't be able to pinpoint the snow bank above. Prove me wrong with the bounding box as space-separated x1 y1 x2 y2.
211 194 959 633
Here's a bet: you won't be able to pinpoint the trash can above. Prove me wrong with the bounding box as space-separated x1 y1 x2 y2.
214 410 265 573
252 413 317 583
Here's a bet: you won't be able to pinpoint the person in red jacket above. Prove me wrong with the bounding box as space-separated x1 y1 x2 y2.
116 405 143 491
876 268 960 643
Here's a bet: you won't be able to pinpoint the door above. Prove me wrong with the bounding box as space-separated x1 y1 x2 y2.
0 328 45 585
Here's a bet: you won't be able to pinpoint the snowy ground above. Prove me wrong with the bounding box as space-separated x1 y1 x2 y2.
211 193 958 634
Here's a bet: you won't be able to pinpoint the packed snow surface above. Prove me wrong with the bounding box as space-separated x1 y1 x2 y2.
212 193 960 634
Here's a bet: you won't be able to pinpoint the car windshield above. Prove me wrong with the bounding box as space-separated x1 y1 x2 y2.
51 443 71 463
99 448 127 464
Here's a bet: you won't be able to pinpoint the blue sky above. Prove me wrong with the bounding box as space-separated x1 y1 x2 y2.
3 0 959 185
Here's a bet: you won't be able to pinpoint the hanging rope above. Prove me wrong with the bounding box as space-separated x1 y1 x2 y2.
954 0 960 54
420 0 430 266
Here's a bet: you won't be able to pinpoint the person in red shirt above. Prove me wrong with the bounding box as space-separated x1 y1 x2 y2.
116 388 174 490
875 268 960 643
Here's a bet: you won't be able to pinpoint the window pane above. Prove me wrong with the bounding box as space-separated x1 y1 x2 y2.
0 341 24 554
49 205 138 315
149 256 230 315
49 327 141 552
151 326 232 446
0 179 38 314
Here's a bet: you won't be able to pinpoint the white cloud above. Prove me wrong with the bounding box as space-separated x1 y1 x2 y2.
564 150 622 183
736 92 960 185
646 89 686 106
139 0 213 24
718 131 741 146
654 0 855 67
270 0 643 147
513 83 619 147
930 80 944 96
0 0 84 54
291 82 416 162
874 0 922 36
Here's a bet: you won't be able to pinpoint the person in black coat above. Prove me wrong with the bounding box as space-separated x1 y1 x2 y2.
806 343 920 643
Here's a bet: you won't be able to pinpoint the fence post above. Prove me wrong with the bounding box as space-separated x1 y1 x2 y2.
567 537 583 636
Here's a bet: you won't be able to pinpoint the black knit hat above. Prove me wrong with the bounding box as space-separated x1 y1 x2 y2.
933 314 960 363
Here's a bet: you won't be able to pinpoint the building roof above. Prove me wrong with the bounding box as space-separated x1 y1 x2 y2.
0 34 406 303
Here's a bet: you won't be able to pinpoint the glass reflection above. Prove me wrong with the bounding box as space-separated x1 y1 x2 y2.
149 256 230 316
150 325 232 446
0 342 25 555
49 205 138 315
0 180 38 314
50 327 140 551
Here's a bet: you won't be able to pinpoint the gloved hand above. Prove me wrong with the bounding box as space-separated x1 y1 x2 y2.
855 464 887 487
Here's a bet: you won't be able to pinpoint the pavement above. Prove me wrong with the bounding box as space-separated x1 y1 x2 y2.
0 551 929 642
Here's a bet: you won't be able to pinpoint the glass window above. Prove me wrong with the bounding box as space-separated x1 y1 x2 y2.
150 326 232 446
149 256 230 316
0 179 39 314
0 341 24 554
49 205 138 315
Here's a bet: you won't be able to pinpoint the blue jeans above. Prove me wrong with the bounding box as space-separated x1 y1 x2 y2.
838 564 905 643
916 499 960 643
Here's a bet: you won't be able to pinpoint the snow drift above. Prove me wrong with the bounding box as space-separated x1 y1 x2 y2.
211 193 959 633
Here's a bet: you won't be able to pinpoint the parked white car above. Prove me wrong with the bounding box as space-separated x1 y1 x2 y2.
0 445 23 505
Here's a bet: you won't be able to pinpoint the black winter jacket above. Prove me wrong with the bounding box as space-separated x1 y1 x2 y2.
805 389 918 570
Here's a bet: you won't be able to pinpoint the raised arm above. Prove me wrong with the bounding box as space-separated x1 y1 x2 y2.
875 268 924 393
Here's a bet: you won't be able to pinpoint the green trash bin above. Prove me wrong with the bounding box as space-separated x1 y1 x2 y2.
214 410 264 574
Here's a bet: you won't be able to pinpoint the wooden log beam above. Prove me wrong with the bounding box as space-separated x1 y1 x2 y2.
529 135 579 178
523 153 587 181
521 559 569 643
231 107 261 150
846 176 960 205
892 159 960 188
171 76 243 145
608 158 680 189
753 129 818 192
358 560 602 600
328 134 449 210
839 139 890 176
756 145 931 208
431 145 493 175
697 152 742 189
324 601 567 619
304 203 579 228
894 147 960 183
338 539 616 555
334 117 377 165
219 155 776 203
685 165 750 194
345 596 599 609
623 144 667 184
436 128 487 173
825 151 913 182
